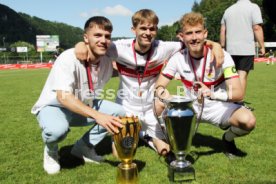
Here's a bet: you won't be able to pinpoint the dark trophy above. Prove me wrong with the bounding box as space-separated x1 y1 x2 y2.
113 116 141 184
161 95 196 182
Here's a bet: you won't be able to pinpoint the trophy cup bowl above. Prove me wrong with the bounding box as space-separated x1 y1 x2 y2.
162 96 196 183
113 116 141 184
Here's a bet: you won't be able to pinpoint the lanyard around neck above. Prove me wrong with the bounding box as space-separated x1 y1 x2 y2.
85 62 94 93
132 40 153 86
189 45 208 83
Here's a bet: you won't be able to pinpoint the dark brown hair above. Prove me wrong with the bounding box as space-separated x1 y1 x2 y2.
84 16 113 33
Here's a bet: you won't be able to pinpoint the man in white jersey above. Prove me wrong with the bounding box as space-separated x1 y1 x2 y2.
75 9 224 157
31 16 125 174
155 12 256 158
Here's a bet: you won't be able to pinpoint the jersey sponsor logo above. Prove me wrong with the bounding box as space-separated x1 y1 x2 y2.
183 70 191 73
117 62 163 78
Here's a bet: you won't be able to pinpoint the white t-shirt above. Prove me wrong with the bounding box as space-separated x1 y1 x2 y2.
221 0 263 55
109 39 182 113
31 48 113 114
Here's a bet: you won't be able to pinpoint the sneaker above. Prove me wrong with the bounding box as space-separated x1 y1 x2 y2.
71 139 103 164
43 146 60 174
234 102 254 111
243 104 254 111
222 133 246 158
165 151 176 165
139 132 157 151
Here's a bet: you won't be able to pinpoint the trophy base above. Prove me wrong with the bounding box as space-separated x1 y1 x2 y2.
168 160 195 183
117 163 138 184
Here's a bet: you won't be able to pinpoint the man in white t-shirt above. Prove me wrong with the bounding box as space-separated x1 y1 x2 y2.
220 0 265 110
75 9 224 158
31 16 125 174
155 12 256 158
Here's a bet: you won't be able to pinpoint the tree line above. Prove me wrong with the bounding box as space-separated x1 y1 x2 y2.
157 0 276 42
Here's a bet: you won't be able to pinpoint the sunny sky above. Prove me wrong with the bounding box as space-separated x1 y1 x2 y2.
0 0 198 37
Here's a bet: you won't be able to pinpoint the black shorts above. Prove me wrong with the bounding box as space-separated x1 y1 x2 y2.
231 55 254 72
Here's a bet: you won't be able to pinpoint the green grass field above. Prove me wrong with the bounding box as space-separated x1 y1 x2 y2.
0 63 275 184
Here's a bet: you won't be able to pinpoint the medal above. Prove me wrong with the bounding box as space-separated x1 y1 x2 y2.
197 95 203 104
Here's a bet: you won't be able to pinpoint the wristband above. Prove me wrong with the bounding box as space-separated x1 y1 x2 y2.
210 89 228 101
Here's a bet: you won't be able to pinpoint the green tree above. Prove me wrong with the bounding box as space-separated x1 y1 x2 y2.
192 0 276 42
157 0 276 42
10 41 35 51
157 22 180 41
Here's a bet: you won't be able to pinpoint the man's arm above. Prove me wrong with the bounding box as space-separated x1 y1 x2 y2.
154 75 172 116
220 24 226 48
195 66 243 102
253 24 265 56
75 42 89 61
205 40 224 68
224 76 244 102
56 90 122 134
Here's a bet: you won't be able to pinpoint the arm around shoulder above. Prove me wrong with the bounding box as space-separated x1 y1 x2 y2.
205 40 224 68
75 42 89 61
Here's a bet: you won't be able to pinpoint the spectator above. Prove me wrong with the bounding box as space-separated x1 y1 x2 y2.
220 0 265 110
267 49 274 65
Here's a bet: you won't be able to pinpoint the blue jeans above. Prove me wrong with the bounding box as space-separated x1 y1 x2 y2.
36 99 125 148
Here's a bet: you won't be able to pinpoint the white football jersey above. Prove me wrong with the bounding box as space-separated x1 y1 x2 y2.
162 47 238 100
110 39 182 112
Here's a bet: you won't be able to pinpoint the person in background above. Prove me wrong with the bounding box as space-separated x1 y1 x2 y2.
54 46 61 60
220 0 265 111
31 16 125 174
155 12 256 159
267 49 274 65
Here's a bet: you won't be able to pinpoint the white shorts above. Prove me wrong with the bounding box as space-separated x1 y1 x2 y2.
193 99 241 129
124 107 166 140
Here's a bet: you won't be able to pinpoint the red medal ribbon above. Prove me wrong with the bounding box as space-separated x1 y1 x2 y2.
85 62 94 93
132 40 153 87
189 45 208 91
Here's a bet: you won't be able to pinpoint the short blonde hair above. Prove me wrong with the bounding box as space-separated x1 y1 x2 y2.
179 12 205 31
132 9 159 28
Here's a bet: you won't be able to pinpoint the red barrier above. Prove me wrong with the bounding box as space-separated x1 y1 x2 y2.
0 63 53 70
254 57 276 62
0 59 273 70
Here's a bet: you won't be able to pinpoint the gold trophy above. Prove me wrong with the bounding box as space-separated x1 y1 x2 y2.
113 116 141 184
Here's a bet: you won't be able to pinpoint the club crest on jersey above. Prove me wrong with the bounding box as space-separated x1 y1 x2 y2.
147 60 157 69
205 66 215 79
